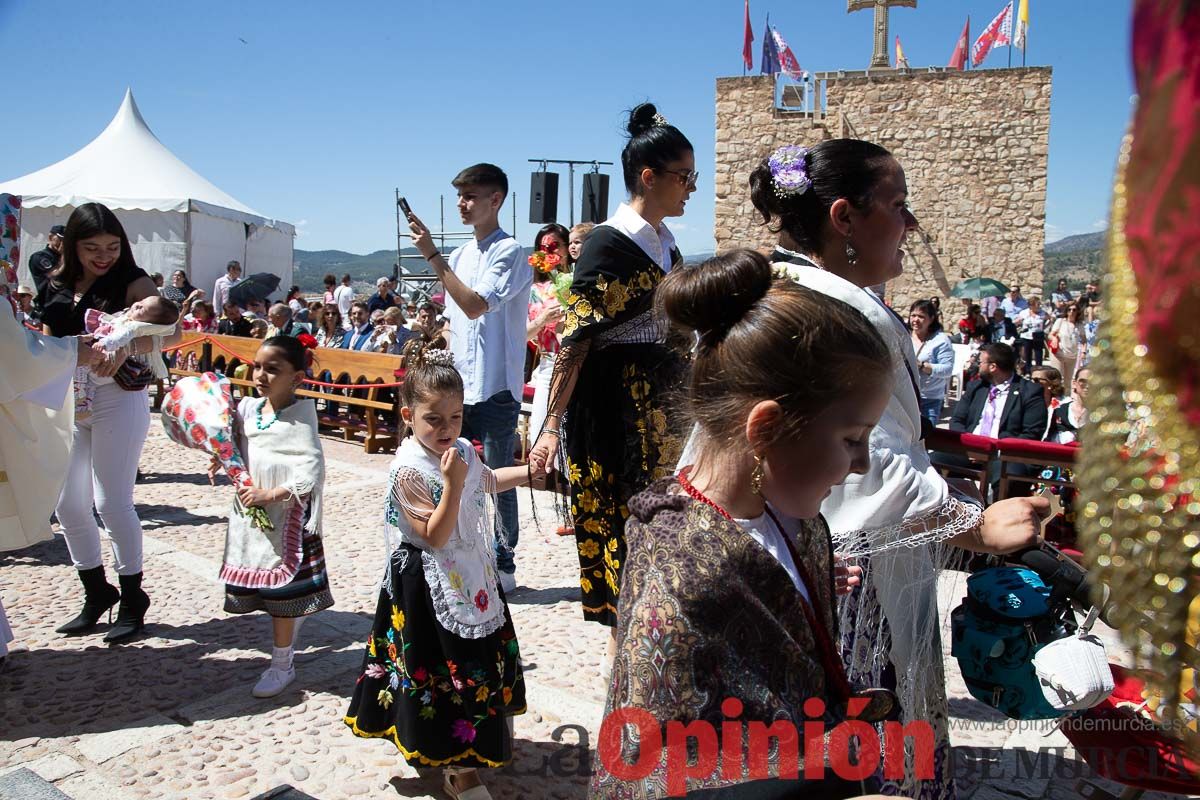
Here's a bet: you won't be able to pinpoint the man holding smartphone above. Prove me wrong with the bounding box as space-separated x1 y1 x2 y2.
408 164 532 593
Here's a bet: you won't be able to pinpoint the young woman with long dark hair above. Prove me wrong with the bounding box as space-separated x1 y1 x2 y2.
37 202 179 643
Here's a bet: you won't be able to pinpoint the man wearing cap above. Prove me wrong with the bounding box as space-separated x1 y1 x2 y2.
213 260 242 314
28 225 65 295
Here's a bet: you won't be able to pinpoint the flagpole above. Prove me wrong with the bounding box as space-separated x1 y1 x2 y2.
1007 0 1014 67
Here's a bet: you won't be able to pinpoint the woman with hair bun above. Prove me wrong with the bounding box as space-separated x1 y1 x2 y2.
596 249 893 798
529 103 694 638
748 140 1048 799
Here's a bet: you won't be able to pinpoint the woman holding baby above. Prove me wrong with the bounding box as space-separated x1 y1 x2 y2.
36 202 180 644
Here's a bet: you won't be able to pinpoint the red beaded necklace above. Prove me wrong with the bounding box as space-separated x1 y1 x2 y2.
677 467 737 521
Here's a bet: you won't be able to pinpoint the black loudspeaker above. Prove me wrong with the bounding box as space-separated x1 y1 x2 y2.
581 172 610 224
529 172 559 223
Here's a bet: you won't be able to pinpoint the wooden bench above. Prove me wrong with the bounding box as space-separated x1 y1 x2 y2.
166 332 404 453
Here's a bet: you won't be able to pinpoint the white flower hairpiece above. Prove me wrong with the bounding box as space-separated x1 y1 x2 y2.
652 112 669 127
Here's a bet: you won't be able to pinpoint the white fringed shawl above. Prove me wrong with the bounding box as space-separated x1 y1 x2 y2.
221 396 324 589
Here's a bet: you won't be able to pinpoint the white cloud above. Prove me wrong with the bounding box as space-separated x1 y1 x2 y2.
293 219 310 238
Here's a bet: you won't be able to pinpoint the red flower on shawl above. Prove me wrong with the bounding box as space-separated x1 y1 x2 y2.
474 590 489 612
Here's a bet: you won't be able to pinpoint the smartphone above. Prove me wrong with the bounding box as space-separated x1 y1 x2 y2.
398 197 414 220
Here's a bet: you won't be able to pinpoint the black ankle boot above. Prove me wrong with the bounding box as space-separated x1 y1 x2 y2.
104 572 150 644
55 566 121 635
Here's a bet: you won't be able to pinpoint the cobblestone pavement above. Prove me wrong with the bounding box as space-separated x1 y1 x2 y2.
0 419 1194 800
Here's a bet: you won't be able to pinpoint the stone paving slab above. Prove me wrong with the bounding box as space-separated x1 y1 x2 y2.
0 418 1195 799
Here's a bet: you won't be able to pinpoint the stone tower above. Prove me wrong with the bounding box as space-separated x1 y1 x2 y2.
714 67 1052 309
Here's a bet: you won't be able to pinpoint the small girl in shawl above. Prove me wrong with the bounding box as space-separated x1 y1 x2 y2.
345 333 528 800
208 335 332 698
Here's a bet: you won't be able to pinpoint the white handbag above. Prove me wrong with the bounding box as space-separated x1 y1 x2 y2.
1032 609 1115 712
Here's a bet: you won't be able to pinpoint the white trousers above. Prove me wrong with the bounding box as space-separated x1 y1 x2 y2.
55 382 150 575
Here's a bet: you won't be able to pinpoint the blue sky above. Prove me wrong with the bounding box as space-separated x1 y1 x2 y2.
1 0 1132 255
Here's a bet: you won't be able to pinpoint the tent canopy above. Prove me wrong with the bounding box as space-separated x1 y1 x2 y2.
0 89 292 233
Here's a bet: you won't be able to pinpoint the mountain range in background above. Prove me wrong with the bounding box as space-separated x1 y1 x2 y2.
292 232 1105 294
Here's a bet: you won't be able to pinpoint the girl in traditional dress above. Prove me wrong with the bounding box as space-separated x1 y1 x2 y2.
211 335 332 698
596 249 890 798
749 140 1047 799
528 102 692 637
345 334 527 800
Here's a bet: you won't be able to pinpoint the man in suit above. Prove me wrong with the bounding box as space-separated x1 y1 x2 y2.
340 301 377 351
938 343 1048 498
950 343 1047 440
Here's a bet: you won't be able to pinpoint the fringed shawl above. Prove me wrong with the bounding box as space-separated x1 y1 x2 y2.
221 396 324 588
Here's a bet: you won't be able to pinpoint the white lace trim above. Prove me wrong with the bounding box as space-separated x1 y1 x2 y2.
831 496 982 557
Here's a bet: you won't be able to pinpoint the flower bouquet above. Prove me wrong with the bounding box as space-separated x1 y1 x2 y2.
161 372 273 530
551 271 574 307
528 248 563 276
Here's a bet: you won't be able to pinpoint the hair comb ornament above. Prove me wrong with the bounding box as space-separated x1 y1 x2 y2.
768 145 812 198
652 112 669 127
421 348 455 368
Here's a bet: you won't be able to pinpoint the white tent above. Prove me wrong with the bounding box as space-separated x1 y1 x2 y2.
0 89 294 297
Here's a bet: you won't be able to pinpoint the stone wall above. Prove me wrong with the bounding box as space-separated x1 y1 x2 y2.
714 68 1052 309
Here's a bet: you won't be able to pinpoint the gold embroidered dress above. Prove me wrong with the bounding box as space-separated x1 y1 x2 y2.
556 224 685 626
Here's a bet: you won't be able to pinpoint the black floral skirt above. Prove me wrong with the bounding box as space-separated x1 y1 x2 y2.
565 342 683 627
344 544 525 769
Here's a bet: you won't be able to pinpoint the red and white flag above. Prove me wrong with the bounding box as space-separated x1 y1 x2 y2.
770 26 804 79
971 1 1013 67
742 0 754 70
948 16 970 69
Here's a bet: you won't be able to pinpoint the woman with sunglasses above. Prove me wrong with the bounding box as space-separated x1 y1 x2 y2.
529 103 692 644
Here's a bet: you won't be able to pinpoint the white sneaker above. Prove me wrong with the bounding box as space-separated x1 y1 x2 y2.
251 665 296 698
498 571 517 594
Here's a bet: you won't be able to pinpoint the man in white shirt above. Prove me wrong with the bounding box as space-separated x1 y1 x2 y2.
1013 295 1050 375
213 261 242 314
408 164 532 592
333 274 355 329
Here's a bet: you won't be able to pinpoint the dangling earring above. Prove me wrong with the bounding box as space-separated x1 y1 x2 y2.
751 454 765 496
844 238 858 266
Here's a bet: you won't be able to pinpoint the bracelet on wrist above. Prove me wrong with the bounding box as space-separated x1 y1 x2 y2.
425 251 441 262
543 429 563 438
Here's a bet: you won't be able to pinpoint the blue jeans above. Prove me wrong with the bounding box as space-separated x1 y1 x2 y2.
462 390 521 574
919 396 943 427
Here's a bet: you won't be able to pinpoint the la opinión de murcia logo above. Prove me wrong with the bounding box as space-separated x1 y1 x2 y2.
598 697 937 797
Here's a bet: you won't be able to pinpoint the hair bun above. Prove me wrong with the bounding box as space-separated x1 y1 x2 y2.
627 103 661 138
660 249 773 346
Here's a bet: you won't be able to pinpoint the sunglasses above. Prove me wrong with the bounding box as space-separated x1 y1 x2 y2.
659 168 699 188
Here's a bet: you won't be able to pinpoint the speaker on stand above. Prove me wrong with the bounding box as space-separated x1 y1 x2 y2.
581 172 609 224
529 171 559 223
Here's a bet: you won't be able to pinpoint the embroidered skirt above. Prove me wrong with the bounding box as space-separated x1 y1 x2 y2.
344 544 525 769
565 342 683 626
224 503 334 618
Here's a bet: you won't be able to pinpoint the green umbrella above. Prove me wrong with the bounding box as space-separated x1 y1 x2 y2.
950 277 1009 299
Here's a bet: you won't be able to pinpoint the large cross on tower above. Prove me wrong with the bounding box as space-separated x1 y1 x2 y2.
848 0 917 70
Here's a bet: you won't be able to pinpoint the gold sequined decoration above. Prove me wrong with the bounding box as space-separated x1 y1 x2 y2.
1077 133 1200 724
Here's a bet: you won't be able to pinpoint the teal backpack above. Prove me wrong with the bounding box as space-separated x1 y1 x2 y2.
951 566 1078 719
